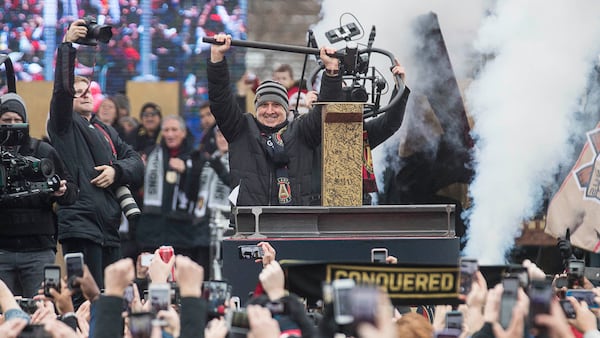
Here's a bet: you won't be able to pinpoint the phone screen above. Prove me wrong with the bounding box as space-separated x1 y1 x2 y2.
65 253 84 289
499 277 519 329
350 286 378 324
238 245 264 260
140 253 153 267
566 289 600 308
459 258 478 295
44 266 61 297
202 281 231 316
149 284 171 314
333 279 355 325
434 328 461 338
445 311 463 330
558 299 576 319
128 312 153 338
123 284 135 312
371 249 388 263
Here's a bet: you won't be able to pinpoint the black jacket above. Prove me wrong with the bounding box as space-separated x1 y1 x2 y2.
0 137 78 251
207 57 342 206
136 138 209 249
125 124 161 155
47 43 144 247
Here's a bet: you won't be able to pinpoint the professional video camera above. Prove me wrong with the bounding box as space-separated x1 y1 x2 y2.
0 124 60 201
75 16 113 46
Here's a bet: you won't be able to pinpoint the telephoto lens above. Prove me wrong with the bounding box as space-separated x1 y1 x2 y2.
116 186 141 221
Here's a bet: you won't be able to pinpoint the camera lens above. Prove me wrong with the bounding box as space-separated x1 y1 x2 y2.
116 186 141 221
91 24 113 44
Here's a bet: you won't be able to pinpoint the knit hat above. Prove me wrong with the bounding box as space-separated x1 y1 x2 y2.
254 80 289 112
0 93 27 123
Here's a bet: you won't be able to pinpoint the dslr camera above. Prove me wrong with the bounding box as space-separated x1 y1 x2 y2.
75 16 112 46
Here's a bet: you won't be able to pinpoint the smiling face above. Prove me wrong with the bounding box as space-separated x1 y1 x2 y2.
97 98 117 125
141 108 161 133
161 117 186 150
256 101 287 127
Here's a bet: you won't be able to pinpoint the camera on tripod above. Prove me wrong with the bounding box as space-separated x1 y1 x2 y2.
75 16 113 46
0 124 60 200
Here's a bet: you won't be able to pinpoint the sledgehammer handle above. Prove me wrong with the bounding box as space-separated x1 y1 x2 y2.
202 37 345 58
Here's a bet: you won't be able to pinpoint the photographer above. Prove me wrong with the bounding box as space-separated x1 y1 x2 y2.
46 19 144 297
0 93 78 298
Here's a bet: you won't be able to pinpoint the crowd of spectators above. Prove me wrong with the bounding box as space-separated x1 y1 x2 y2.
0 0 247 115
0 240 600 338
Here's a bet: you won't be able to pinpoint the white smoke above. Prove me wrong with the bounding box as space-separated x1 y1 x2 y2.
313 1 600 264
310 0 488 201
463 0 600 264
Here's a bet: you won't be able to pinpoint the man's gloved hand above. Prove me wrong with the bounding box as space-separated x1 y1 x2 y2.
557 237 573 261
557 229 573 262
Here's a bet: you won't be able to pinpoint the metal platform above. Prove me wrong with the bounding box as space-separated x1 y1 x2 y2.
223 204 460 303
232 204 456 238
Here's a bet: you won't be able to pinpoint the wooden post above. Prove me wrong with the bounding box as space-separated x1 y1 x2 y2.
321 103 364 206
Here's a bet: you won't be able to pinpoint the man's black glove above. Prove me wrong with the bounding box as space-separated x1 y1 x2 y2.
557 237 573 261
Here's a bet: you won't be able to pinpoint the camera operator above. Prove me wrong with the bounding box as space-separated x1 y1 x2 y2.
46 19 144 299
0 93 78 298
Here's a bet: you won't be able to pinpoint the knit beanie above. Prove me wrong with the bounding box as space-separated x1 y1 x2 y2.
0 93 27 123
254 80 289 112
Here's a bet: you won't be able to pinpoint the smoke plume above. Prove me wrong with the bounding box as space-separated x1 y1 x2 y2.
313 1 600 264
462 0 600 264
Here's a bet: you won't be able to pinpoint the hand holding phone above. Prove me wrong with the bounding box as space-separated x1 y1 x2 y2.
238 245 264 260
140 253 153 267
332 278 355 325
44 265 61 297
445 310 463 331
565 289 600 308
459 258 478 295
149 283 171 315
202 280 231 317
560 299 576 319
499 276 520 329
128 312 154 338
64 252 84 290
371 248 388 263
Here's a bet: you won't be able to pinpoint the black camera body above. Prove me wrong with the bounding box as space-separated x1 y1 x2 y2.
0 124 59 200
75 16 112 46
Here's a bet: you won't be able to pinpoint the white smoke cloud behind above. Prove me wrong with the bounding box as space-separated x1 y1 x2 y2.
312 0 600 264
463 0 600 264
311 0 487 201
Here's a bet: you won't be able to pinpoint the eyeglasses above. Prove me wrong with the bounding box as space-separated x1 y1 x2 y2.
142 111 160 118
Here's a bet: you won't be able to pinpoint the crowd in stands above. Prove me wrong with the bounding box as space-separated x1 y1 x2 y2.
0 0 247 114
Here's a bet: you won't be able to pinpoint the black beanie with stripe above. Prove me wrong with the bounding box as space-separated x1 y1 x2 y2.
254 80 289 112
